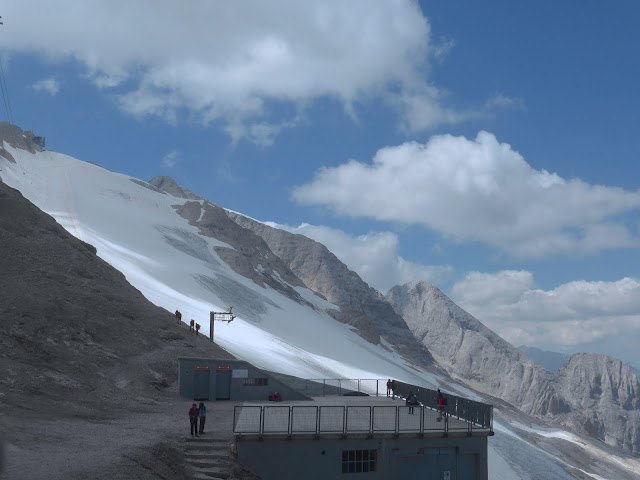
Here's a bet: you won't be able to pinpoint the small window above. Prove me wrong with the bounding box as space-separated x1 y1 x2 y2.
342 449 377 473
243 378 268 386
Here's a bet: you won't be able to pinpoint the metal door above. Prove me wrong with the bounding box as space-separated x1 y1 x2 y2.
439 448 456 480
194 369 210 400
216 369 232 400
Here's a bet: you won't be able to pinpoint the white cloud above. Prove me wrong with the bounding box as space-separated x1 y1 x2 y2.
293 131 640 258
265 222 451 293
3 1 469 143
485 93 526 111
31 77 60 96
450 271 640 359
162 149 180 169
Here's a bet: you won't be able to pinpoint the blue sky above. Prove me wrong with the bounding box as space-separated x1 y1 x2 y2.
2 1 640 367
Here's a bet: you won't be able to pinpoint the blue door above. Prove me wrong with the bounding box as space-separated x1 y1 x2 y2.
216 369 231 400
438 448 456 480
194 369 210 400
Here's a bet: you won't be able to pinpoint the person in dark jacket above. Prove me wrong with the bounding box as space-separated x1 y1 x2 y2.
406 390 417 414
175 310 182 325
189 403 199 436
198 402 207 434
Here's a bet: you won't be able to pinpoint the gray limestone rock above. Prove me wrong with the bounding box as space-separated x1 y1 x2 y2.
149 175 206 201
386 281 567 416
225 211 437 367
554 353 640 454
386 281 640 455
0 121 43 156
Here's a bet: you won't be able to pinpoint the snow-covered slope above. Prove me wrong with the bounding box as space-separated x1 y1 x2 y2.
2 126 640 479
0 137 437 387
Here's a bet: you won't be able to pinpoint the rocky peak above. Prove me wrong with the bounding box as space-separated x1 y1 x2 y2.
386 281 566 416
556 353 640 411
0 122 44 163
148 175 205 201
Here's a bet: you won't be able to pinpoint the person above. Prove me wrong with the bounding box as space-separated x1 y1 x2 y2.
189 319 195 333
195 323 200 335
271 392 281 401
175 310 182 325
406 390 417 414
198 402 207 434
436 389 445 422
189 402 199 437
386 379 392 397
390 380 397 399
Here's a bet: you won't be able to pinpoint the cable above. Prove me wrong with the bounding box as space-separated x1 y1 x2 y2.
0 55 14 124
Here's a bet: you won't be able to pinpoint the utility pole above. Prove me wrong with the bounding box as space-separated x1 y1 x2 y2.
209 307 235 342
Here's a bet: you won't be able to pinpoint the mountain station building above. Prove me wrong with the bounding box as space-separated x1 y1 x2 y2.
179 356 493 480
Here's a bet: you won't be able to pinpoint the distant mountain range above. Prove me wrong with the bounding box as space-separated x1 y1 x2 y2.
2 122 640 479
518 346 570 373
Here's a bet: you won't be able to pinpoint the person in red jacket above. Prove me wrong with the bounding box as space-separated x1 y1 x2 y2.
189 403 199 437
437 389 445 422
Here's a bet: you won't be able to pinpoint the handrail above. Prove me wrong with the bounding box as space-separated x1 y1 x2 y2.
279 377 493 430
233 404 493 436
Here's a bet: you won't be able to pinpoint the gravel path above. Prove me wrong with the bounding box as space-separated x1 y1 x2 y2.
0 396 242 480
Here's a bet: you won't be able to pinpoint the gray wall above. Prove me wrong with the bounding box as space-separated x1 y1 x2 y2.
178 357 310 402
237 435 488 480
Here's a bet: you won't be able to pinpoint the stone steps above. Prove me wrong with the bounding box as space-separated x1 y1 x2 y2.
183 436 236 480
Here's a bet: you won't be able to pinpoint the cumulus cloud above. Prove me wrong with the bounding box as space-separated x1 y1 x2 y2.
450 271 640 356
31 77 60 96
293 131 640 258
2 0 471 143
265 222 451 293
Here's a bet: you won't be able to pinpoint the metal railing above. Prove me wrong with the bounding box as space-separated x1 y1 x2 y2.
289 378 385 397
233 404 492 436
267 377 493 431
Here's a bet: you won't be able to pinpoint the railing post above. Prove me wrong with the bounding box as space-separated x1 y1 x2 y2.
369 406 373 435
343 406 347 435
288 406 292 435
395 406 399 434
419 405 424 435
260 406 265 435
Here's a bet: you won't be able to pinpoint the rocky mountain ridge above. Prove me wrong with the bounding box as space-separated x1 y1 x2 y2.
386 280 640 455
385 281 567 416
222 211 438 368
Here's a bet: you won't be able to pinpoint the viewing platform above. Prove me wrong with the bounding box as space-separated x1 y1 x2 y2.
233 394 492 440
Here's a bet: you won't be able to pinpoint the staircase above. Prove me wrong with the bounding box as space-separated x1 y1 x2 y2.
184 436 235 479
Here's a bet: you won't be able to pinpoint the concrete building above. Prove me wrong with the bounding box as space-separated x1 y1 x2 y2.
178 357 311 402
178 357 493 480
